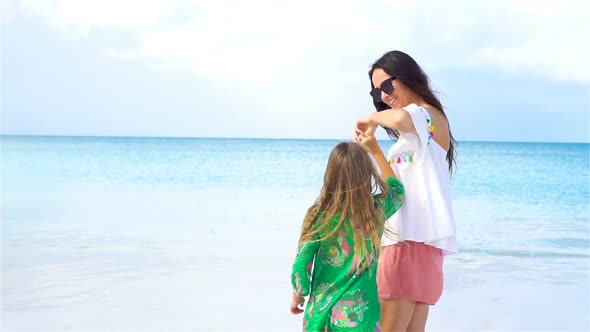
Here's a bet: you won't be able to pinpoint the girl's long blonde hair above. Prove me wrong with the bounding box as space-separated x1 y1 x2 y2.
298 141 388 273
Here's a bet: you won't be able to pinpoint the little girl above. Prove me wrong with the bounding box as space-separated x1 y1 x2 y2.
290 137 404 331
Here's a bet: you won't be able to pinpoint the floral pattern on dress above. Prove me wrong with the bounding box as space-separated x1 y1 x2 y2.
330 289 370 328
291 177 405 331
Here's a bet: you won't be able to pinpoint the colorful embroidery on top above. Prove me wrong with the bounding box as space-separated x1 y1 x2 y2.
419 107 435 145
390 151 415 164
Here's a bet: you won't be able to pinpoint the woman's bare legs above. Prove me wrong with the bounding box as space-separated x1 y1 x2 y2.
380 298 415 331
406 303 429 331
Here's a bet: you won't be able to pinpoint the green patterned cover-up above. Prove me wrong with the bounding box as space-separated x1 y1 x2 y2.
291 177 404 331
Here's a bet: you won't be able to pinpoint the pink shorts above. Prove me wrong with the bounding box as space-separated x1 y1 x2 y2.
377 241 444 305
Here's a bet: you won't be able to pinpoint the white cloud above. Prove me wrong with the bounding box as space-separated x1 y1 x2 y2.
468 0 590 82
18 0 191 35
0 0 16 23
16 0 374 85
107 0 374 84
13 0 590 84
375 0 590 83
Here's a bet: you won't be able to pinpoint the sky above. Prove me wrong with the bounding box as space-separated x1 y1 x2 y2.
1 0 589 142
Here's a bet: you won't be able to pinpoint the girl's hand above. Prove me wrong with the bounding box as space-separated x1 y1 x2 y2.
360 133 381 154
290 293 305 315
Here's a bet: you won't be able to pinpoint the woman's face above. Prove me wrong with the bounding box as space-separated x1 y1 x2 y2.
371 67 409 109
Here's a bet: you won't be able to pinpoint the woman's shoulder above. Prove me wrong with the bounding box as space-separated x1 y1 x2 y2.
419 105 450 151
419 104 444 122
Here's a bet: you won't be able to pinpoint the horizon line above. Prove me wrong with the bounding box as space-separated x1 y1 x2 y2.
1 134 589 144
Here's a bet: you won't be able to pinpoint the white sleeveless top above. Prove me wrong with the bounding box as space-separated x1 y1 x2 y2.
382 103 458 255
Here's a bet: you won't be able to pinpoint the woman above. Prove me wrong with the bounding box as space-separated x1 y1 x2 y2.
354 50 458 332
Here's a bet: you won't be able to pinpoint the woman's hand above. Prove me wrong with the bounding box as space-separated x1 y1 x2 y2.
290 293 305 315
354 114 378 141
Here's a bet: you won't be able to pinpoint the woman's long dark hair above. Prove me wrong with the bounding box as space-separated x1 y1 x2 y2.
369 50 456 173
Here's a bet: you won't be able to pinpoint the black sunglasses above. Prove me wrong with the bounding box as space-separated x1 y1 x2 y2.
369 76 397 103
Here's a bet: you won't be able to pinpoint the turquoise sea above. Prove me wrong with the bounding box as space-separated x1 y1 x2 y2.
1 136 589 331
